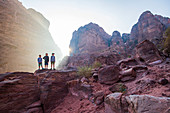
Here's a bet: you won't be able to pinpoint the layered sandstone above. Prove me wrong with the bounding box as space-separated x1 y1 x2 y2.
0 0 62 73
69 22 111 55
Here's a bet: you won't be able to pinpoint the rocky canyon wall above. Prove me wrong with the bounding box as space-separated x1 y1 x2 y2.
69 11 170 58
0 0 62 73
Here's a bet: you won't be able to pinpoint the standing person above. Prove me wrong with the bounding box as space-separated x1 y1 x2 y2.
51 53 55 70
37 55 43 70
43 53 49 69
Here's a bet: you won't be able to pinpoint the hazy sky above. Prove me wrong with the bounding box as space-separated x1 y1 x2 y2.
18 0 170 56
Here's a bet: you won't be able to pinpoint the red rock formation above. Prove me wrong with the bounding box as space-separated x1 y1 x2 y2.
69 22 111 55
0 0 62 73
0 69 77 113
35 70 77 113
129 11 170 52
130 11 165 43
68 11 169 58
0 58 169 113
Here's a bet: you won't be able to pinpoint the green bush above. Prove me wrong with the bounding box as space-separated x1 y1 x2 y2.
92 61 102 69
77 66 92 78
116 83 127 94
164 27 170 55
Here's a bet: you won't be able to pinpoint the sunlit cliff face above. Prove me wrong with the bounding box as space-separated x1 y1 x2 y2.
0 0 62 73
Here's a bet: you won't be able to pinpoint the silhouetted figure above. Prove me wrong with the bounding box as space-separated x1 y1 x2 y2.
37 55 43 70
51 53 55 70
43 53 49 69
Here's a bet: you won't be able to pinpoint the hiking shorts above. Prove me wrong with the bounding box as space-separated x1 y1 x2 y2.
51 61 55 64
38 63 42 67
45 62 48 65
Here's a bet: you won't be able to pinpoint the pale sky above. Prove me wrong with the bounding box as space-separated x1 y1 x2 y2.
18 0 170 56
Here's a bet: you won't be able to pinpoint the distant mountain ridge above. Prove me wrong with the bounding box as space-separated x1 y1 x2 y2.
69 11 170 56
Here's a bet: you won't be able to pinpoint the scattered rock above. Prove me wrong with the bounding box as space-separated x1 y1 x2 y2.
117 58 139 67
131 65 148 71
120 68 136 82
98 65 120 85
80 77 89 83
92 73 98 82
158 78 169 85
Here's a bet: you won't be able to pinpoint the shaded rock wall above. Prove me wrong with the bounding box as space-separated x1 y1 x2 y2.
0 72 39 113
0 0 62 73
66 50 121 68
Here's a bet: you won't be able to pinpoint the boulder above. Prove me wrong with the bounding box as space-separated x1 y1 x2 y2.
98 65 120 85
105 93 128 113
135 40 163 64
126 95 170 113
117 58 139 68
0 72 39 113
105 93 170 113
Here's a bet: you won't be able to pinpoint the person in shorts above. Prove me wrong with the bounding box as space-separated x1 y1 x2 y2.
43 53 49 69
51 53 55 70
37 55 43 70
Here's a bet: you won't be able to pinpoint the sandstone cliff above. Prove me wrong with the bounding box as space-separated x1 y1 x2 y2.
0 0 62 73
130 11 170 50
69 22 111 55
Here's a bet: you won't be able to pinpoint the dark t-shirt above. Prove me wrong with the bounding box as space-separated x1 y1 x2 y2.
43 56 49 62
